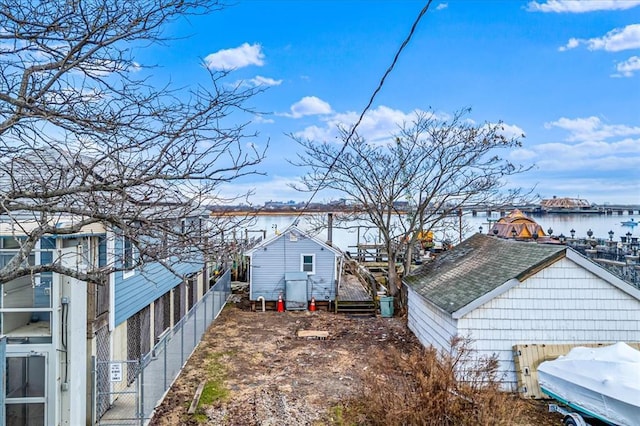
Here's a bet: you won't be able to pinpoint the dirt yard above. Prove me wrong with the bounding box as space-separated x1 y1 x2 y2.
150 296 560 425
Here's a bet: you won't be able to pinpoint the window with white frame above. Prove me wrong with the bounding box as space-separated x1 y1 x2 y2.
122 236 136 279
301 254 315 274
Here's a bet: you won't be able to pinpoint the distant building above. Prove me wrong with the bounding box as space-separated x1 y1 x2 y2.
393 201 410 210
540 196 599 213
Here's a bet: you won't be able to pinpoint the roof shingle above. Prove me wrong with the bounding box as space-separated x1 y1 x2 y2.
404 233 566 314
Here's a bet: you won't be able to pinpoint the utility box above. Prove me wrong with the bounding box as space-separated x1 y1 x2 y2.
380 296 394 318
285 272 308 310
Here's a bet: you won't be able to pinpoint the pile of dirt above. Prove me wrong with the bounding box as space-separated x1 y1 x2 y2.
150 300 558 425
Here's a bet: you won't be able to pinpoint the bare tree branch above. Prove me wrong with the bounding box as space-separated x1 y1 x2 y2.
290 108 533 299
0 0 266 284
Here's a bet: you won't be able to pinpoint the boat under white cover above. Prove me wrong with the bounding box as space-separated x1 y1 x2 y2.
538 342 640 426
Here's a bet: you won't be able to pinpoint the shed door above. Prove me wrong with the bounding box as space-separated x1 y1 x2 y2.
284 272 308 310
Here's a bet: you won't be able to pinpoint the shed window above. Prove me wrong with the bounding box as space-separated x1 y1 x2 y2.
301 254 315 274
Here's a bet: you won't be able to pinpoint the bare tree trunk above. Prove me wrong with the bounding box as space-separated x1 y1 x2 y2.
386 240 399 297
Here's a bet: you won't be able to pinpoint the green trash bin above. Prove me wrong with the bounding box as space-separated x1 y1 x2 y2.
380 296 394 318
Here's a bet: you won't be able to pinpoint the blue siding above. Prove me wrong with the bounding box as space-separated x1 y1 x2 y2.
250 229 339 301
113 235 203 326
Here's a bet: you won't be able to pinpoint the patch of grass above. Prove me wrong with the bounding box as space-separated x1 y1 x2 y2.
199 378 229 406
191 351 234 423
326 404 357 426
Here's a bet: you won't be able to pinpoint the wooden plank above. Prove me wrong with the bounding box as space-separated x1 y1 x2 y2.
188 381 206 414
297 330 329 339
513 342 640 399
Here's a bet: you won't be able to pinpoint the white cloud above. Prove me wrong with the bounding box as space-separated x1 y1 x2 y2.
544 116 640 141
496 123 526 139
509 148 537 161
283 96 332 118
253 114 274 124
293 105 421 143
523 117 640 204
511 136 640 200
292 106 525 147
527 0 640 13
250 75 282 86
558 38 580 51
436 3 448 10
614 55 640 77
230 75 283 89
559 24 640 52
204 43 265 70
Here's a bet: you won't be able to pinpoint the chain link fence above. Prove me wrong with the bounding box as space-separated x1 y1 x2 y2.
94 269 231 425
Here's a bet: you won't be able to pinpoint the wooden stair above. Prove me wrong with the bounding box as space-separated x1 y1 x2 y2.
335 299 376 317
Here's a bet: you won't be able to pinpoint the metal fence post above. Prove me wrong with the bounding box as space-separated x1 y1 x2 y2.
163 336 168 390
193 302 197 347
90 356 96 425
211 289 218 321
136 360 141 423
181 318 185 366
139 359 145 426
204 292 208 326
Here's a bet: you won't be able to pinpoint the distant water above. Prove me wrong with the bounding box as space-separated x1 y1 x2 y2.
249 212 638 252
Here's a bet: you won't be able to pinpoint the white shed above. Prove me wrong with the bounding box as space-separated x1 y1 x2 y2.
404 233 640 390
245 226 343 305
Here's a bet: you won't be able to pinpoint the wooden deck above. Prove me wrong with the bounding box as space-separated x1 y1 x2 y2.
336 273 376 315
338 274 372 302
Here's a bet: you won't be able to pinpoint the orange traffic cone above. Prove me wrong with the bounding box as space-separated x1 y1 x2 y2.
309 297 316 312
277 294 285 312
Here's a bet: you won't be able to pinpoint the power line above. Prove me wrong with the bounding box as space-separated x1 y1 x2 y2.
297 0 434 215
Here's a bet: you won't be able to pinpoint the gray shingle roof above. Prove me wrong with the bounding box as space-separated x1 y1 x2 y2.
404 233 566 314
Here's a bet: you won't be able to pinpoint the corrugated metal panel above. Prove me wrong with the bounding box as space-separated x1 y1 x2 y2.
513 342 640 398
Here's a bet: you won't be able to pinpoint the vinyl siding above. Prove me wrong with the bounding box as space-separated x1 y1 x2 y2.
407 285 457 352
456 257 640 390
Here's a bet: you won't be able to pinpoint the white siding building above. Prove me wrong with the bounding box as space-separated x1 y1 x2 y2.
404 233 640 390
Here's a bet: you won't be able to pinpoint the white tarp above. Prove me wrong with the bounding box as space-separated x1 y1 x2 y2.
538 342 640 426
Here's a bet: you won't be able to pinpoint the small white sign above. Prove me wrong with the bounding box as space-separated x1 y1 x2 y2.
110 363 123 382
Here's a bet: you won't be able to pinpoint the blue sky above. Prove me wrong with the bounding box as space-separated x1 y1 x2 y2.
143 0 640 206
